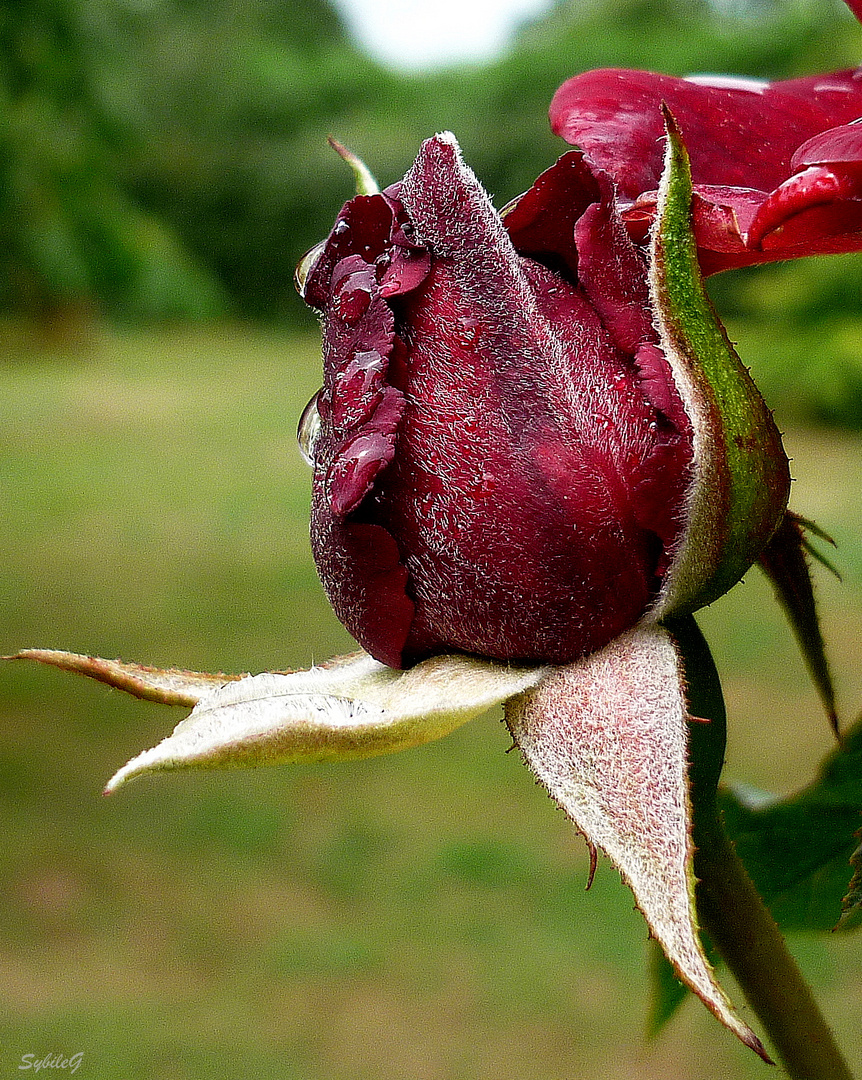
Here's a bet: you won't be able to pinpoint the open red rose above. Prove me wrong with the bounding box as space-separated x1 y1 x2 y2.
548 63 862 273
298 133 701 669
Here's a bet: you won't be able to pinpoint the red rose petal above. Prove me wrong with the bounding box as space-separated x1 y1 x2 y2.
792 121 862 170
502 150 600 276
748 164 862 248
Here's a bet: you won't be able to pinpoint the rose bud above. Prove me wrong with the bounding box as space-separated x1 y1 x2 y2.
296 128 788 672
11 119 817 1063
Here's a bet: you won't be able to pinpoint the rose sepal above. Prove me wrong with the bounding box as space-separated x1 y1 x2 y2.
2 649 546 792
650 108 790 619
4 633 769 1058
759 513 840 735
506 620 770 1062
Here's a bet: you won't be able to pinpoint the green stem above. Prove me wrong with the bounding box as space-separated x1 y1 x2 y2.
670 616 853 1078
694 811 853 1079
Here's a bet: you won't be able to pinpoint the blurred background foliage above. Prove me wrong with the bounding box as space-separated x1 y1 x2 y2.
2 3 862 1077
3 0 862 422
2 0 862 334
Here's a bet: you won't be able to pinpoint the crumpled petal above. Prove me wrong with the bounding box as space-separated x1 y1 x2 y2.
103 650 547 792
505 624 769 1061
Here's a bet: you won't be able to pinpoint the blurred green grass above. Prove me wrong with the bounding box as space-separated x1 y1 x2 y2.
1 326 860 1080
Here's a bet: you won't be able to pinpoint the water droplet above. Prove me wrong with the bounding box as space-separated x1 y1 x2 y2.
297 391 322 466
455 317 481 347
327 432 389 517
592 413 614 431
477 471 496 497
415 493 435 518
332 350 385 429
333 267 375 324
294 241 325 298
333 219 351 238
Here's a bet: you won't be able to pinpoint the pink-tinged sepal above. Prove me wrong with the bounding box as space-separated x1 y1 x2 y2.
505 624 769 1060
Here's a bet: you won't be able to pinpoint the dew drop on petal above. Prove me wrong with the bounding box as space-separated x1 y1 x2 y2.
415 492 435 517
455 316 481 347
294 241 325 298
297 391 322 466
332 350 386 430
333 267 375 324
327 432 392 517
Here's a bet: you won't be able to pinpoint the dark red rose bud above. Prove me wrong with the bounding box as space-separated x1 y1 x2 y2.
300 133 694 669
548 66 862 272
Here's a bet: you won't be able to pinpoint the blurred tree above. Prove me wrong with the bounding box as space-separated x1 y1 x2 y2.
3 0 861 352
121 0 399 319
0 0 224 332
124 0 861 320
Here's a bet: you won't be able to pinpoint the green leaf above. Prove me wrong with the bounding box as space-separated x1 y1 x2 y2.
720 716 862 932
837 837 862 931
